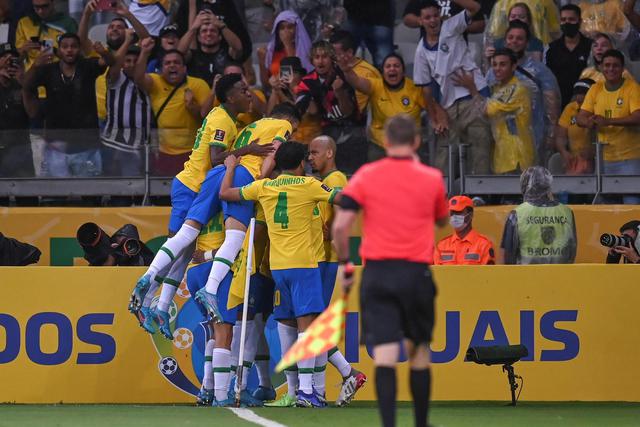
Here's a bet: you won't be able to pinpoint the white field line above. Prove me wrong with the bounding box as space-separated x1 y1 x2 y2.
227 407 289 427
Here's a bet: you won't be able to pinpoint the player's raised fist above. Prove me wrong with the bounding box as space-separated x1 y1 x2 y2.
224 154 241 168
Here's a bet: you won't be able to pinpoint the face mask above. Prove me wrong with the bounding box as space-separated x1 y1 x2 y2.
561 23 580 38
449 214 466 229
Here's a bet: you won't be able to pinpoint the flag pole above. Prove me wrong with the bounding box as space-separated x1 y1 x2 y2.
235 218 255 406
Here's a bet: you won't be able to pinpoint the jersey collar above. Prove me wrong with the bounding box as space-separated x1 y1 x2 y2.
220 104 238 123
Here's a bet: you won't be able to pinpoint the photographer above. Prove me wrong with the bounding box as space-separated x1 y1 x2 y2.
77 223 153 266
604 221 640 264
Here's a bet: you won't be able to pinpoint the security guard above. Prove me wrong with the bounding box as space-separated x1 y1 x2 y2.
434 196 495 265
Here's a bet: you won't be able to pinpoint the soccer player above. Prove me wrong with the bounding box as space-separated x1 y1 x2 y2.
130 73 263 338
219 142 339 408
333 115 448 427
308 135 367 406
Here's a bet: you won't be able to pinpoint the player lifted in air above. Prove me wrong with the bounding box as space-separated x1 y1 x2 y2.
220 142 339 408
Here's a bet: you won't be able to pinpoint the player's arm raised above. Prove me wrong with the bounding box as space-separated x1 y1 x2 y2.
210 139 274 166
219 155 244 201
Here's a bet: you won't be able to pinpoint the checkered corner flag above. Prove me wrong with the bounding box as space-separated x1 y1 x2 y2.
275 293 348 373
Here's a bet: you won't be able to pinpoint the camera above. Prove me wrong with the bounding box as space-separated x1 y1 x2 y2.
77 222 152 266
600 233 633 248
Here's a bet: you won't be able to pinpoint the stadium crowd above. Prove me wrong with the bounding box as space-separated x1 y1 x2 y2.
1 0 640 205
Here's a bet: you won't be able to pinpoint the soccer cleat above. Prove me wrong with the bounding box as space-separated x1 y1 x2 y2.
239 390 264 407
296 390 325 408
314 389 328 408
196 388 214 406
132 274 151 310
336 371 367 407
264 393 297 407
140 306 157 334
211 397 236 407
252 386 276 401
156 309 173 340
194 288 223 324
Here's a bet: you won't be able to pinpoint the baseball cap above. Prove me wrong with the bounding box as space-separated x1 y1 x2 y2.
0 43 18 56
448 195 474 212
572 78 595 96
280 56 307 75
159 24 179 38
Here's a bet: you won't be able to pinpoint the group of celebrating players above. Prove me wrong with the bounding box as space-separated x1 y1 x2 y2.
125 73 366 408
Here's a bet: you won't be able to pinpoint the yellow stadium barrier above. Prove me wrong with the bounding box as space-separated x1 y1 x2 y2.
0 265 637 403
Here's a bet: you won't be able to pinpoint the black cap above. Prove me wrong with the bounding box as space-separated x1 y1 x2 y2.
0 43 18 56
280 56 307 75
573 78 595 96
126 45 141 55
159 24 179 38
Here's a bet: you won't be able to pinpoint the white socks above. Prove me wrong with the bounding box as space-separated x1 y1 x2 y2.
204 229 246 294
254 315 272 388
239 320 257 391
329 347 352 378
314 351 328 396
213 348 231 401
203 339 215 390
147 223 200 280
156 243 194 312
297 333 315 394
278 322 299 397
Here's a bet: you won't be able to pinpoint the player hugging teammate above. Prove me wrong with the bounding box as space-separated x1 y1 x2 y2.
126 73 366 407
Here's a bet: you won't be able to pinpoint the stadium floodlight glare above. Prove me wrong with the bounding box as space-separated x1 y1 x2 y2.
465 344 528 406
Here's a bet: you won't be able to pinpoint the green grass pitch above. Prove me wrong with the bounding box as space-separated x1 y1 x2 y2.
1 402 639 427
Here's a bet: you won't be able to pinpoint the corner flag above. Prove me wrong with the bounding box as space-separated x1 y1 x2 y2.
227 219 255 310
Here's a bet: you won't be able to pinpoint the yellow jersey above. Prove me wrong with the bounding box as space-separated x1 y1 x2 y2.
240 174 338 270
148 74 210 155
487 0 560 44
579 67 634 84
311 204 325 263
369 77 426 147
558 101 592 156
196 212 226 252
233 118 293 179
176 106 238 192
579 0 627 36
291 114 322 144
320 170 348 262
352 58 381 112
213 88 266 131
15 15 77 70
581 78 640 162
487 76 535 174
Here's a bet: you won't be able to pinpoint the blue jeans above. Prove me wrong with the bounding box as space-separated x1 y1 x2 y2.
101 146 143 177
41 145 102 177
603 159 640 204
344 20 393 68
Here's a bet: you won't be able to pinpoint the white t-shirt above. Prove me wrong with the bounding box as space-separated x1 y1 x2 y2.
413 10 486 109
129 1 171 37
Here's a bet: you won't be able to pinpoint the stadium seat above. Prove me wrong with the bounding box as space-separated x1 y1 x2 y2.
88 24 109 44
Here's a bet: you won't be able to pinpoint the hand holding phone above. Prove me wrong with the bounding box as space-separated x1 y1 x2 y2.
280 65 293 84
96 0 117 12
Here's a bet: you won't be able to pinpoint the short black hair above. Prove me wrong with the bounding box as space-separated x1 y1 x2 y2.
329 30 357 53
382 52 405 71
270 102 301 123
275 141 306 170
602 49 625 67
223 60 244 71
216 73 243 103
492 47 518 64
620 220 640 234
560 4 581 19
57 33 81 45
161 49 185 64
419 0 441 12
111 17 127 26
505 20 531 41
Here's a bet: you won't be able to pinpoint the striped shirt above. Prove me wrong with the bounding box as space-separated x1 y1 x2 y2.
101 72 152 153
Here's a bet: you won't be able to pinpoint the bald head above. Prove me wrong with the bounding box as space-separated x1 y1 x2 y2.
308 135 337 175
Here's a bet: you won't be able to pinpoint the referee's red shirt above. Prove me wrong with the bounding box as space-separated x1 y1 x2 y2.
342 157 447 264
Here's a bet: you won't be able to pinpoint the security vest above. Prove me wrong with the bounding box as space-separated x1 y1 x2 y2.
515 202 575 264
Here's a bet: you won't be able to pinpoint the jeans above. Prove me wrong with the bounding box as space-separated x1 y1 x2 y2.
344 20 393 68
41 145 102 177
101 146 144 177
603 158 640 204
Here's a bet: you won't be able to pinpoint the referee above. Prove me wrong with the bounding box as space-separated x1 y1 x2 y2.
332 114 448 427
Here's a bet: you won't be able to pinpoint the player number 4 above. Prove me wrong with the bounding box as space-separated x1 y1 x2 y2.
274 192 289 229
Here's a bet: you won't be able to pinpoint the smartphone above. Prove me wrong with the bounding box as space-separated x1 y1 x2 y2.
9 57 19 68
30 36 40 43
41 39 54 50
280 65 293 83
96 0 117 12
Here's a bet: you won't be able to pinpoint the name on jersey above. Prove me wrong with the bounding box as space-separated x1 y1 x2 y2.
265 176 306 187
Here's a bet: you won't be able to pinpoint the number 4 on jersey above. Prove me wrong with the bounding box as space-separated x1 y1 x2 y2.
274 192 289 229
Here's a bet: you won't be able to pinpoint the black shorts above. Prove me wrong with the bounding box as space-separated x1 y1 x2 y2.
360 260 436 347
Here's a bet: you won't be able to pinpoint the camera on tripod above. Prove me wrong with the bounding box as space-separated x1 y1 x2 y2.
600 233 633 248
77 223 152 266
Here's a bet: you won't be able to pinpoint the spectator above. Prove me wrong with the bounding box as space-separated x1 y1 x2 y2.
101 31 151 177
579 32 633 83
133 38 212 177
501 166 577 265
295 41 363 174
267 56 321 144
487 21 561 167
330 30 380 119
605 220 640 264
413 0 492 176
146 24 180 73
0 231 41 265
22 34 113 177
0 0 13 44
274 0 345 42
342 0 394 68
128 0 171 37
456 48 534 174
545 4 593 109
403 0 490 35
242 0 273 44
577 0 629 40
624 0 640 33
178 9 244 86
0 43 33 177
554 79 595 175
339 52 427 162
486 0 560 45
215 61 266 129
577 49 640 204
434 195 495 265
15 0 78 69
485 2 544 63
257 10 312 89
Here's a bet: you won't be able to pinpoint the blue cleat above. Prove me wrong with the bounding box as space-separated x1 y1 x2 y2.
132 274 151 310
194 288 223 324
296 390 326 408
252 386 276 401
196 388 214 406
212 397 236 407
141 307 158 334
240 390 264 407
156 309 173 340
